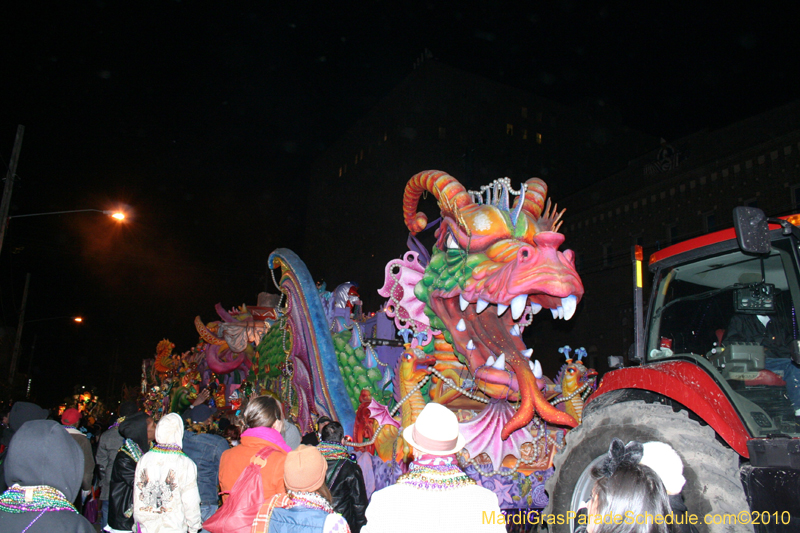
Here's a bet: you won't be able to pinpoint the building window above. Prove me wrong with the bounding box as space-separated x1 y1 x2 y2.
603 243 612 267
506 124 514 135
360 150 364 161
355 154 359 165
536 133 542 144
703 212 716 233
667 224 678 245
338 167 342 177
343 164 347 174
384 132 388 141
521 107 528 118
537 112 543 122
523 129 528 140
438 127 446 139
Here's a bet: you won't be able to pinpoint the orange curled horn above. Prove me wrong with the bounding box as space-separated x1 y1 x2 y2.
512 178 548 218
403 170 473 234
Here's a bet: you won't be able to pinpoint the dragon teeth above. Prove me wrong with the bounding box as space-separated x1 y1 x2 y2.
510 324 520 336
511 294 527 320
459 294 469 312
492 353 506 370
486 355 496 367
558 306 565 319
521 348 533 358
551 308 559 319
561 295 577 320
528 359 543 379
456 318 466 332
476 298 489 314
530 303 543 314
497 303 509 316
466 339 476 350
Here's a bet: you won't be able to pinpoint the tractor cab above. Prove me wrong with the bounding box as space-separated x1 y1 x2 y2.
545 208 800 533
647 225 800 437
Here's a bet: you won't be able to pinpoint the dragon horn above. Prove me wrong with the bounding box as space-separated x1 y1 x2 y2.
403 170 473 235
512 178 548 218
194 316 226 346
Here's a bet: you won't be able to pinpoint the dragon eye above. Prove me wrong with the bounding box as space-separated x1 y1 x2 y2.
446 234 460 250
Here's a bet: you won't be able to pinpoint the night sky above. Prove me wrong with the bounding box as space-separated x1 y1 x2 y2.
2 1 799 407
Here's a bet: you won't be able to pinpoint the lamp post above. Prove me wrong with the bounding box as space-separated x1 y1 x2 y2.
8 312 84 391
9 209 125 220
0 208 126 258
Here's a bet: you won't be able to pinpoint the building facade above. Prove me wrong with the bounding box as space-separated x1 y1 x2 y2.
302 59 657 322
558 100 800 374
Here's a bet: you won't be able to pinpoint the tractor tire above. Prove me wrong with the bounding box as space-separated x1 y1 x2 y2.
543 398 752 533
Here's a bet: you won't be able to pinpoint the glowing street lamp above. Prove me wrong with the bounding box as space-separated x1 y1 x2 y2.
9 208 128 220
73 317 83 323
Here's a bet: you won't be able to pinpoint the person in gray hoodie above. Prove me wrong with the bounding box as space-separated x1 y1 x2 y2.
95 401 139 528
0 419 94 532
0 401 49 493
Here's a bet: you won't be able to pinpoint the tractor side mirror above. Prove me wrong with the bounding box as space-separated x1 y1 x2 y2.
791 340 800 367
733 207 771 255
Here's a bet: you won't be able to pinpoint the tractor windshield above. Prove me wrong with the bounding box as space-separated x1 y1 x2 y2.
648 237 800 436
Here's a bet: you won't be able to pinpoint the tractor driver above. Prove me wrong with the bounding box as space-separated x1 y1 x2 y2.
723 281 800 418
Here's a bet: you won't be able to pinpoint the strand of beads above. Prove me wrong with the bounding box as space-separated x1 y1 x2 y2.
429 367 490 403
347 374 431 448
548 382 590 406
0 485 77 514
349 322 387 368
152 443 184 454
390 374 430 417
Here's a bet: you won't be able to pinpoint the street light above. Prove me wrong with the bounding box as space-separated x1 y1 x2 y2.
8 314 84 387
0 208 128 258
8 209 127 220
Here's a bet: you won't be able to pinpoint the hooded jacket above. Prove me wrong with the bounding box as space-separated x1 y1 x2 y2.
0 401 49 492
322 448 368 533
0 419 94 533
97 402 140 501
108 411 151 531
134 413 202 533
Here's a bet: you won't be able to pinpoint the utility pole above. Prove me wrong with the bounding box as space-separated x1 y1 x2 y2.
8 272 31 386
0 125 25 257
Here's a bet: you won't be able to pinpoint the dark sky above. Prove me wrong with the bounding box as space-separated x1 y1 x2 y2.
2 1 800 406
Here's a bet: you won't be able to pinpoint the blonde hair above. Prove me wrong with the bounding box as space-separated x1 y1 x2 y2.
316 483 333 504
239 396 282 431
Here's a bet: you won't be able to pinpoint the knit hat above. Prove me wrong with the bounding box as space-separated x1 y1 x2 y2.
639 441 686 495
61 408 81 427
403 402 465 456
284 445 328 492
188 403 216 424
119 401 139 418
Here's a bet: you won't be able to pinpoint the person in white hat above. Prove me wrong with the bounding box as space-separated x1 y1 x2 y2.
362 403 505 532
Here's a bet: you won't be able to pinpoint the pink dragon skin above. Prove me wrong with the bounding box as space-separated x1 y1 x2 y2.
378 251 439 346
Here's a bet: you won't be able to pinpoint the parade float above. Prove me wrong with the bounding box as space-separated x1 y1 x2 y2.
140 170 596 509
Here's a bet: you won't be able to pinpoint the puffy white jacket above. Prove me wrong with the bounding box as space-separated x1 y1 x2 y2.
134 413 202 533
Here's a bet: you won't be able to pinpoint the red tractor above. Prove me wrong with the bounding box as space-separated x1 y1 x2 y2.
545 208 800 533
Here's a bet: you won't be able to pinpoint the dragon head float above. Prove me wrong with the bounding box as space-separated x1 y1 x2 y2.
404 170 584 439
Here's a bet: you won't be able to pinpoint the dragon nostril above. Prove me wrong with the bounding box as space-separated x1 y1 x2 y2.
518 246 534 262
